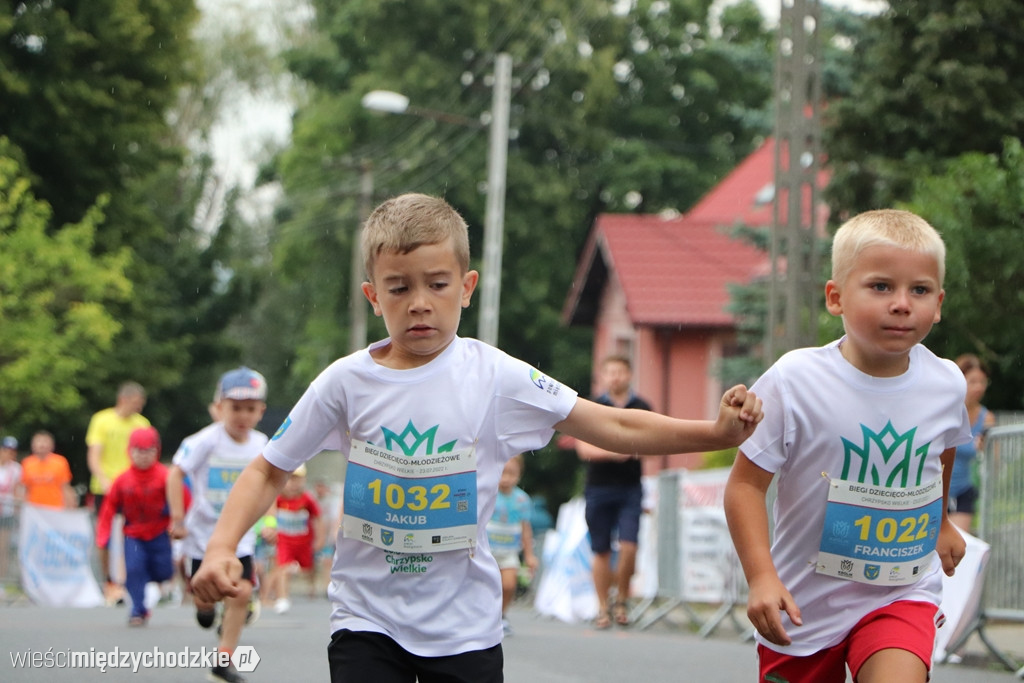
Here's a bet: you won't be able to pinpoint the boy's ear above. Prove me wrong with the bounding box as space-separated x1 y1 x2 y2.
934 288 945 323
362 282 383 317
461 269 480 308
824 280 843 316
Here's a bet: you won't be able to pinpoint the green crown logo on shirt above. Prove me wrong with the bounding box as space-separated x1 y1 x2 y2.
380 420 456 456
840 420 930 487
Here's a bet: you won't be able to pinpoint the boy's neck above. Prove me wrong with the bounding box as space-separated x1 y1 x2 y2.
838 340 911 377
370 338 455 370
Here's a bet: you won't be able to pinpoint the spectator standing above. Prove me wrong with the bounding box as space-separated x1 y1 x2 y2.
948 353 996 532
575 354 652 629
0 436 22 583
95 426 174 626
19 431 75 509
86 381 149 602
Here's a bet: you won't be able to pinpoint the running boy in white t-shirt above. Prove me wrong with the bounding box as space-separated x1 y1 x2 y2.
167 367 269 683
191 193 764 683
724 209 973 683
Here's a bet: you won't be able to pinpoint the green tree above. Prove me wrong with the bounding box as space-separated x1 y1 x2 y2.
903 138 1024 409
0 138 132 434
0 2 285 471
0 0 198 236
262 0 779 511
825 0 1024 218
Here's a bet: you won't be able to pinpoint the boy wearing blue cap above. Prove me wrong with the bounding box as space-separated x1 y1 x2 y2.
167 367 269 683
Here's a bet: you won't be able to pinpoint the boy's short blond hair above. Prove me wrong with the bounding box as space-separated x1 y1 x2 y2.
361 193 471 280
830 209 946 286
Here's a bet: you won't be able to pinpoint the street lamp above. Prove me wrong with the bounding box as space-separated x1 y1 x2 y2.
360 52 511 348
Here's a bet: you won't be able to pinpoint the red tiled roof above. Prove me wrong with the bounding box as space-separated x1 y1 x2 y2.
564 139 785 327
686 139 777 227
586 213 767 326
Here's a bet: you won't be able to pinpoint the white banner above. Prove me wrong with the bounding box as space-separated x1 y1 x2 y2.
18 504 104 608
678 468 738 603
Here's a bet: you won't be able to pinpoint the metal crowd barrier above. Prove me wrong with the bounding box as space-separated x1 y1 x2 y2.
947 421 1024 676
634 468 751 634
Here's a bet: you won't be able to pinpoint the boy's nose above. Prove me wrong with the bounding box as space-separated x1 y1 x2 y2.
890 290 911 312
409 288 431 312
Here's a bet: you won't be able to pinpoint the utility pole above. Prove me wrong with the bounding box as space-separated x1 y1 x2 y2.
765 0 823 364
477 52 512 348
361 52 512 348
348 159 373 353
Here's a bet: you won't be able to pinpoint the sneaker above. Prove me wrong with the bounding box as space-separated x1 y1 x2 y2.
273 598 291 614
196 607 216 629
501 617 513 636
128 611 149 627
208 664 246 683
246 597 261 625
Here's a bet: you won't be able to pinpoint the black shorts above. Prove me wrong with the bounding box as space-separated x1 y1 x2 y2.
949 487 979 515
328 629 502 683
190 555 254 583
584 483 643 554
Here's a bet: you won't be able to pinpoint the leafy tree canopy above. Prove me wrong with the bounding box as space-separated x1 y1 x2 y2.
825 0 1024 218
0 137 131 434
262 0 779 509
904 138 1024 409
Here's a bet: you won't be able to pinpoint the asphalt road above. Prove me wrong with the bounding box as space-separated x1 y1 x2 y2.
0 596 1019 682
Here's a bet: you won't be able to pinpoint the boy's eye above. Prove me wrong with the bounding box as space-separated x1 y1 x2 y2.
870 282 890 292
911 285 930 295
430 281 449 290
388 285 408 295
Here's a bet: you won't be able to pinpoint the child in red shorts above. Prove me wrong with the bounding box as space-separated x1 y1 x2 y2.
724 210 971 682
272 464 324 613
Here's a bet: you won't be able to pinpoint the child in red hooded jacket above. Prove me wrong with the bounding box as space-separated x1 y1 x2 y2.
97 426 174 626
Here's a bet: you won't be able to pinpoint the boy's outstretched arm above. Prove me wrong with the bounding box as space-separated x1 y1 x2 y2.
724 452 801 646
555 384 762 455
937 446 966 576
191 456 291 603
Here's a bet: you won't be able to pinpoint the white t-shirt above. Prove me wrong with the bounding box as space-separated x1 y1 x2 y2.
740 340 971 656
263 336 578 657
172 422 269 560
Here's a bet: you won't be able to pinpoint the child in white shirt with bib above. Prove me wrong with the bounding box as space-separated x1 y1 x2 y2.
725 209 972 683
192 193 763 683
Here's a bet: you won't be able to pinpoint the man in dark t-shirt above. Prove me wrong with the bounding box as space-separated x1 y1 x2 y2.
575 355 651 628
